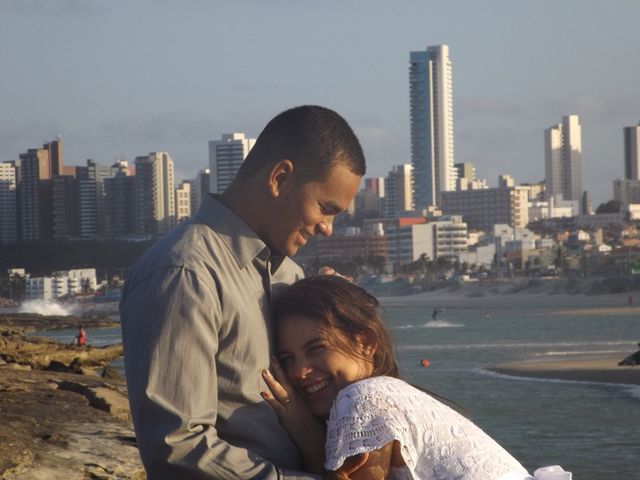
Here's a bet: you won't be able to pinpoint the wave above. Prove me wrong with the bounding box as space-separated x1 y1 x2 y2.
17 299 79 316
397 340 635 352
534 350 627 357
391 319 464 330
477 367 640 399
423 320 464 328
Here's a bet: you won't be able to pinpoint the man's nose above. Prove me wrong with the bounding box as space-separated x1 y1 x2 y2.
317 218 333 237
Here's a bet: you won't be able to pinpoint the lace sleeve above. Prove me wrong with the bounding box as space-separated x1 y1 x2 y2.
324 378 417 473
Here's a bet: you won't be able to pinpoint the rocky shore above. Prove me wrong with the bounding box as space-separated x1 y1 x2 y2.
0 314 144 479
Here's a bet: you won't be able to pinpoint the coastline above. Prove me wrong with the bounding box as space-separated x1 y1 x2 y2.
489 353 640 386
0 315 142 479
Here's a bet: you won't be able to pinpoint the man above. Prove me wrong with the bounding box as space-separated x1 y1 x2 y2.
120 105 365 479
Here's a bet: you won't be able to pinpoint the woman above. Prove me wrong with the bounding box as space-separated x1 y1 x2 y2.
261 276 571 480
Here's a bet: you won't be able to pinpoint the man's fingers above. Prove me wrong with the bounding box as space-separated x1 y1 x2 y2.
338 452 369 476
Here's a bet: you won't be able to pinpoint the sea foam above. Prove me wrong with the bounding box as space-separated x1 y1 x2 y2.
17 299 78 316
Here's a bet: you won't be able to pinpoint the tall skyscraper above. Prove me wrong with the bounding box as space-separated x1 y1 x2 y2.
208 133 255 194
52 171 78 239
385 164 414 217
17 139 62 241
544 115 582 204
410 45 456 208
73 159 111 239
104 160 137 237
624 122 640 180
0 162 18 244
134 152 175 235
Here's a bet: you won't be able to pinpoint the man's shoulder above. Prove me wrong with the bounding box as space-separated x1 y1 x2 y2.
280 256 305 278
122 221 231 294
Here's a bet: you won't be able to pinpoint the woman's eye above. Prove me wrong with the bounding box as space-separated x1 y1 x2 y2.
278 356 293 367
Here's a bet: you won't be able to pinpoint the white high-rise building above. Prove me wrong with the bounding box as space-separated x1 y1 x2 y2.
0 162 17 244
208 133 255 194
624 122 640 180
545 115 582 205
175 180 192 223
134 152 175 235
410 45 456 208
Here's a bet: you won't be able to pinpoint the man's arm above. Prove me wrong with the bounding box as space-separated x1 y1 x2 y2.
120 266 318 480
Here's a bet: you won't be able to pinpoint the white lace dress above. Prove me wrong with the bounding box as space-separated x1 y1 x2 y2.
325 376 571 480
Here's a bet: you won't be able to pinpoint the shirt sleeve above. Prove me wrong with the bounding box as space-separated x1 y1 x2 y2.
324 381 404 472
120 265 319 480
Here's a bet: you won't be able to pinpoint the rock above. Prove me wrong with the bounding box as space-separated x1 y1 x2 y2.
0 367 143 478
5 363 32 371
101 365 123 381
0 330 123 370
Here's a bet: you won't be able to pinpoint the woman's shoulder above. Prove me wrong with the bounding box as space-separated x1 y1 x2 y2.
338 375 408 396
334 376 426 410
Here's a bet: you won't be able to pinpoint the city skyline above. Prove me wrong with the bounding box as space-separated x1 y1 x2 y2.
1 1 639 206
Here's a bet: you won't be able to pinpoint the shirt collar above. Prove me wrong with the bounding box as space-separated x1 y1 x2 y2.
195 194 286 273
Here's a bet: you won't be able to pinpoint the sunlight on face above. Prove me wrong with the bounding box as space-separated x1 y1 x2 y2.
276 314 374 417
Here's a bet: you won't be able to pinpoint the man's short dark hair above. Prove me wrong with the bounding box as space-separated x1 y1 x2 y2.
235 105 366 182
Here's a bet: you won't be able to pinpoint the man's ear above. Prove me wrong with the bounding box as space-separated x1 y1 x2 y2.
267 159 295 198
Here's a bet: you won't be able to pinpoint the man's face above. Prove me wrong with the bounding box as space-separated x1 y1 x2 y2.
266 164 361 257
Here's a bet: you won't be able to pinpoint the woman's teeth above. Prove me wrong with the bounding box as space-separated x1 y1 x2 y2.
305 380 328 394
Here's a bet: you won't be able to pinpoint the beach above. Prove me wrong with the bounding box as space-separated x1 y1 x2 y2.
490 353 640 386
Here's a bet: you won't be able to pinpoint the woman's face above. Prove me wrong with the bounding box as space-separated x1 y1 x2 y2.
276 314 374 418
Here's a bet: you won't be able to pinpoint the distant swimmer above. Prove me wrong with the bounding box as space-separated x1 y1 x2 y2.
432 307 443 320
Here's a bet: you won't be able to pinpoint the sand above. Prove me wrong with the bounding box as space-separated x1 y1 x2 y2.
490 354 640 386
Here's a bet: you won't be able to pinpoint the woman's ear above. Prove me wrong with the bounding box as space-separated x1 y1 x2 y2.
359 338 377 358
267 159 295 198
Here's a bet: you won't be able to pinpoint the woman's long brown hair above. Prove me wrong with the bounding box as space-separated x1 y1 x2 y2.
273 275 400 378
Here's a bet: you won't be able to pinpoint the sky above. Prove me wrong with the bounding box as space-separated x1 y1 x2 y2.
1 0 639 206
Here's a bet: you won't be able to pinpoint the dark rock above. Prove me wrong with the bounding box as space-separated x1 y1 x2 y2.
101 365 123 380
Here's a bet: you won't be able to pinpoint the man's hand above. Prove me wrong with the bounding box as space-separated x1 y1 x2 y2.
318 266 353 282
323 453 369 480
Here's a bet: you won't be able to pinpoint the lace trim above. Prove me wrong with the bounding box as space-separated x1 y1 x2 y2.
324 385 417 474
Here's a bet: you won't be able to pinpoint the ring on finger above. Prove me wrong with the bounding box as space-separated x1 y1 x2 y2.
281 396 291 405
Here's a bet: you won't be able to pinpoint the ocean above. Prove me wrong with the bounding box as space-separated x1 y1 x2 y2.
37 292 640 479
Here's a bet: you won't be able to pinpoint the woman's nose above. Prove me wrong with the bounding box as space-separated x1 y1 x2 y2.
291 359 313 380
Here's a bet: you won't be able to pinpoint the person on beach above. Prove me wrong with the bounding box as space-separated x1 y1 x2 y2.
76 325 86 347
119 106 366 479
263 276 572 480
